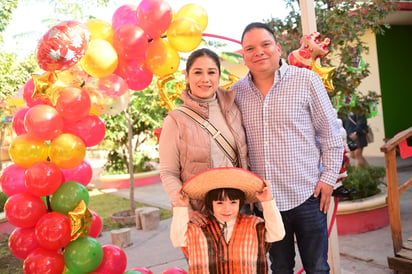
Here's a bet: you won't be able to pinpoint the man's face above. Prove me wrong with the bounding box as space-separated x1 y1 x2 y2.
242 27 282 75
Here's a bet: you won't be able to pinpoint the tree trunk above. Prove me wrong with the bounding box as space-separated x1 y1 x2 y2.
124 110 136 212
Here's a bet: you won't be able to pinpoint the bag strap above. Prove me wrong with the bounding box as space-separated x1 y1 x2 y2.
347 115 357 125
177 106 238 166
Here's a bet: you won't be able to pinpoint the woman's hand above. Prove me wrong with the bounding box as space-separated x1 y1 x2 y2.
189 211 208 227
256 180 273 202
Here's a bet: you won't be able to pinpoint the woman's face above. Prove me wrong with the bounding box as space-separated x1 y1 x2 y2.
212 197 240 223
186 56 220 99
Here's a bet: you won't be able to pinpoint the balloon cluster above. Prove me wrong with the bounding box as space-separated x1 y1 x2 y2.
288 32 336 91
1 0 207 273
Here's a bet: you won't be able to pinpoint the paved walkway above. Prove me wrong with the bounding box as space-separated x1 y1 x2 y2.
89 155 412 273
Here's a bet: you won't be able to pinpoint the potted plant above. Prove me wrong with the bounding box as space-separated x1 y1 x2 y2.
337 164 388 235
100 83 167 224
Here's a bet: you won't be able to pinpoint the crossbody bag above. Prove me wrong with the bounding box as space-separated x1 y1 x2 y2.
177 106 239 167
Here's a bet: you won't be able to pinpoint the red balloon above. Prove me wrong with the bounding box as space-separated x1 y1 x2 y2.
112 4 138 31
131 267 153 274
36 20 90 72
136 0 173 39
55 86 91 121
90 74 129 98
23 248 65 274
24 104 64 140
0 164 27 196
25 161 64 197
35 212 72 250
113 25 149 60
61 160 93 186
162 267 188 274
115 57 153 91
88 209 103 238
93 245 127 274
23 79 51 107
12 107 29 135
4 192 48 228
63 115 106 147
9 227 41 260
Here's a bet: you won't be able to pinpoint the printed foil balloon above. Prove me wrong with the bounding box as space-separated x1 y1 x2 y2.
36 20 90 72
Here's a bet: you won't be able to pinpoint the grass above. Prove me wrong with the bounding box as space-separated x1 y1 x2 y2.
0 190 172 273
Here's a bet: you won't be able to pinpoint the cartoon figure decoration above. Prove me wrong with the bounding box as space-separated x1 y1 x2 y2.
288 32 336 91
1 0 209 273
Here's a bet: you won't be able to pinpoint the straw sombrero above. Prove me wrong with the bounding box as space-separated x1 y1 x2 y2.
182 167 265 203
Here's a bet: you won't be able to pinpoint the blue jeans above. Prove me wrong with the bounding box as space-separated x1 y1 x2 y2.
269 195 330 274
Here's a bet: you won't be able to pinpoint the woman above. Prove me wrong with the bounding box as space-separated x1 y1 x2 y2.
170 167 285 273
159 48 248 226
342 110 369 167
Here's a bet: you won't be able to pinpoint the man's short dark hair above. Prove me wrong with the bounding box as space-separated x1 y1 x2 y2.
241 22 277 44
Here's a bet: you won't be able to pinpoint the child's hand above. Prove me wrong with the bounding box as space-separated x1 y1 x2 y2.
256 180 273 202
176 190 189 207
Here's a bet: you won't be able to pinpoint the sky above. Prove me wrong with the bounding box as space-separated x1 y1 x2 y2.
3 0 290 58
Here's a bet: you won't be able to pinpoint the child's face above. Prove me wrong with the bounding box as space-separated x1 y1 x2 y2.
212 197 240 223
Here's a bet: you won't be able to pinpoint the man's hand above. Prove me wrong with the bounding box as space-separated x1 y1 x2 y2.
314 181 333 213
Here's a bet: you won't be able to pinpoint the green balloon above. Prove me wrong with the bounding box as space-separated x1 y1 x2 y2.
64 236 103 274
124 271 143 274
51 181 89 214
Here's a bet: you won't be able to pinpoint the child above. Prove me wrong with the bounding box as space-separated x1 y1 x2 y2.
170 167 285 274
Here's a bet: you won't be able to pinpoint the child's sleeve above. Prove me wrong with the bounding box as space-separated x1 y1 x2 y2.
170 207 189 247
262 200 286 242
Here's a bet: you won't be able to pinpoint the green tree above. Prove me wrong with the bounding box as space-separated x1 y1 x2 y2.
266 0 397 115
102 81 168 212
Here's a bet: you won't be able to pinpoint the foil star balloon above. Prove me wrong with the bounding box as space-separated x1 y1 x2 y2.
157 74 184 111
68 199 92 240
32 72 68 105
311 61 336 91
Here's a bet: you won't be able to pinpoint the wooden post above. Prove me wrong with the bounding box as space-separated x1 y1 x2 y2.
299 0 317 34
111 228 132 248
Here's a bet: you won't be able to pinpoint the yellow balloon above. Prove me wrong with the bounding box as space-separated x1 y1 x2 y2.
80 39 118 78
86 19 114 44
9 134 49 168
175 4 208 32
145 38 180 77
49 133 86 169
167 17 202 52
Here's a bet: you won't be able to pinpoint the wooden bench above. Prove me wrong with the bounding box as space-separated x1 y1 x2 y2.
380 127 412 273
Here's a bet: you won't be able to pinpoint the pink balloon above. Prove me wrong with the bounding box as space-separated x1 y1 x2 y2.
113 25 149 61
55 86 91 121
23 79 51 107
25 161 64 197
5 192 48 228
91 74 129 98
88 209 103 238
136 0 173 39
112 4 138 31
23 248 65 274
61 160 93 186
131 267 154 274
63 115 106 147
12 107 29 135
93 245 127 274
162 267 188 274
115 57 153 91
24 104 64 140
35 212 72 250
9 227 41 260
0 164 27 196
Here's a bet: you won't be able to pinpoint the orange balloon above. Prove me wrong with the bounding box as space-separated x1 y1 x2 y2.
167 17 202 52
175 4 208 31
80 39 118 78
9 134 49 168
49 133 86 169
145 38 180 77
83 85 106 115
86 19 114 44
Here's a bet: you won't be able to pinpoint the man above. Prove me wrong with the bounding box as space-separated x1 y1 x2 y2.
232 22 344 273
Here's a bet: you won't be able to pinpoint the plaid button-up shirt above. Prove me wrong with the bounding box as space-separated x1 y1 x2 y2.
233 61 343 211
